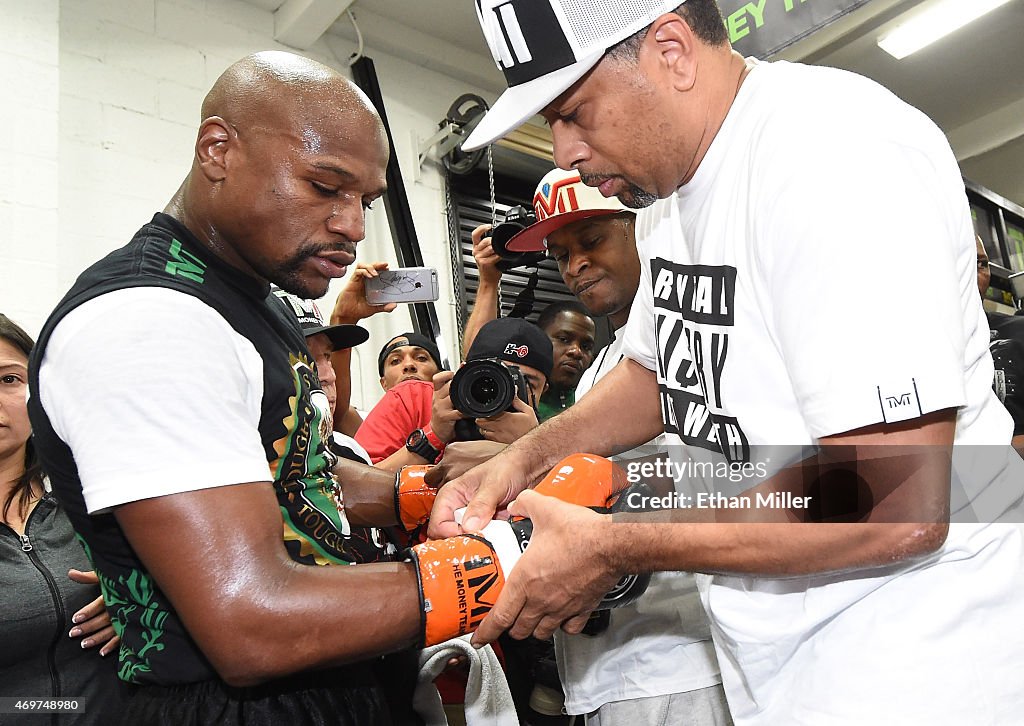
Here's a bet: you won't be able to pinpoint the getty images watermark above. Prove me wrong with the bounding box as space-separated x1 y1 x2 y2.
620 458 813 511
610 445 1024 523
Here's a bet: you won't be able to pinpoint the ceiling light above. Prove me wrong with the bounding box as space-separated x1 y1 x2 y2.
877 0 1014 60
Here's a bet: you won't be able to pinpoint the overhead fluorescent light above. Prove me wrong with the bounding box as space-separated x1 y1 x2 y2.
877 0 1013 60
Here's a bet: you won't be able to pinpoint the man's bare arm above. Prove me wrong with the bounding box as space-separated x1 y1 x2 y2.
374 445 434 473
330 262 396 436
618 409 953 572
115 483 421 686
332 458 400 527
471 409 956 644
461 225 501 358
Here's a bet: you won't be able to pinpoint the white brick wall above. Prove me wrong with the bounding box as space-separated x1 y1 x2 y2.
0 0 60 334
0 0 491 410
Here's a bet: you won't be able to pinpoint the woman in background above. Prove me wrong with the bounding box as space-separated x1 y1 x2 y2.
0 313 124 725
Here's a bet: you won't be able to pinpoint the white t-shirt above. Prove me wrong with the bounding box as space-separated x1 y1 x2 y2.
621 59 1024 725
38 287 274 514
554 333 721 714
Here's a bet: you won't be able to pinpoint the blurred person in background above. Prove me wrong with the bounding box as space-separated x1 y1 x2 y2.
977 238 1024 455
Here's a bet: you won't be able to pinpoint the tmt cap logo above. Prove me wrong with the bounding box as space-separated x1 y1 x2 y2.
533 171 582 222
504 343 529 358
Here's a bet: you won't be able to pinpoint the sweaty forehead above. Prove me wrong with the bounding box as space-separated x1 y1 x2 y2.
259 93 387 160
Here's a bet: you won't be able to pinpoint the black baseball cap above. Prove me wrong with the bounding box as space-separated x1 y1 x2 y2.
272 287 369 350
377 332 445 376
468 318 553 379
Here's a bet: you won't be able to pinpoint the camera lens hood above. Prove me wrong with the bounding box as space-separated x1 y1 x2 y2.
450 358 517 419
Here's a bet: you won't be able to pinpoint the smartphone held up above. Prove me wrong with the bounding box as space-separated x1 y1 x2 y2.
364 267 440 305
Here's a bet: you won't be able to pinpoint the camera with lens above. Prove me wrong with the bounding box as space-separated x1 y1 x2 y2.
490 205 546 271
449 357 533 441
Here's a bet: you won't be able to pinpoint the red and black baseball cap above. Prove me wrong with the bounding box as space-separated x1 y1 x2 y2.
468 317 553 378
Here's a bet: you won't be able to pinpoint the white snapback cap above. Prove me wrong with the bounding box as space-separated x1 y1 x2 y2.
463 0 685 151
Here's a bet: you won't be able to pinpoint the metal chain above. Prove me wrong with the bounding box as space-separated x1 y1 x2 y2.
443 169 466 345
485 144 503 316
487 144 496 227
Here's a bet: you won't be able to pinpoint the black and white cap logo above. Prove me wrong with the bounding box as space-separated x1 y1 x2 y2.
476 0 576 87
465 0 679 151
273 286 325 328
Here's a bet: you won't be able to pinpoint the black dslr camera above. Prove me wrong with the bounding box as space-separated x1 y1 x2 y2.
449 358 533 441
489 205 546 271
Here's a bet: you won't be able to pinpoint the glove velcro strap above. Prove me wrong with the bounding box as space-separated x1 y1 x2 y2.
394 465 436 533
531 453 630 511
408 533 507 647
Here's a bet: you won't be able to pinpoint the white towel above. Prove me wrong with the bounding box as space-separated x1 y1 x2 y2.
415 635 518 726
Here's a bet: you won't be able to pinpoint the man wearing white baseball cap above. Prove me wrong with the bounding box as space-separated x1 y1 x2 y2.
438 1 1024 725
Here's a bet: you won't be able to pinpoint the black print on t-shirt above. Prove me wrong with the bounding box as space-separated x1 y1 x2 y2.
652 258 749 463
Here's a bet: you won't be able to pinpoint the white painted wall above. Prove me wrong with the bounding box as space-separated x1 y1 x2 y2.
1 0 60 331
0 0 490 412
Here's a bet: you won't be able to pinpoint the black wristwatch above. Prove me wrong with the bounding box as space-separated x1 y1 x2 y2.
406 428 443 462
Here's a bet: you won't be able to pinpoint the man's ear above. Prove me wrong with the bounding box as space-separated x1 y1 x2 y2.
379 376 388 391
195 116 233 182
643 13 699 92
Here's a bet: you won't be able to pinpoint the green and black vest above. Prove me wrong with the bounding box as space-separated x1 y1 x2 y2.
27 213 390 686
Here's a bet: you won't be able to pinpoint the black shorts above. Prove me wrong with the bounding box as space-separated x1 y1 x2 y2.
120 654 422 726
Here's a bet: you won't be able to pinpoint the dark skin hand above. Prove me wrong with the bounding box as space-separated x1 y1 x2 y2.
114 483 421 687
424 440 508 488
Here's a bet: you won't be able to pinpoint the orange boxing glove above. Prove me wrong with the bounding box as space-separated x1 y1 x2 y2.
406 522 525 647
529 453 630 513
394 465 437 533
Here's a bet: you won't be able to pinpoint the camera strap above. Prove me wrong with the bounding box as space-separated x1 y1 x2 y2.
506 269 540 320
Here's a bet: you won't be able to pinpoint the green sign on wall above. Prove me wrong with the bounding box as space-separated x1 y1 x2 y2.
718 0 873 59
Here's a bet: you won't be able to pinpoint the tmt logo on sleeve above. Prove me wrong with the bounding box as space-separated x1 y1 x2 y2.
877 380 923 423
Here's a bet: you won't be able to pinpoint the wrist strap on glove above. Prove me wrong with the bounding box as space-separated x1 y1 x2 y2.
529 453 630 513
394 465 437 533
